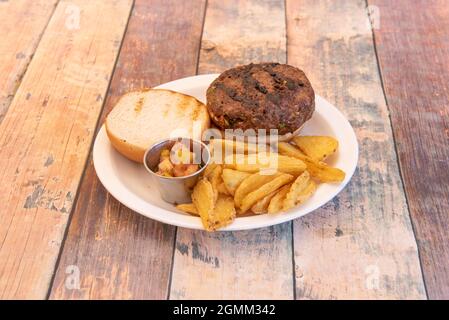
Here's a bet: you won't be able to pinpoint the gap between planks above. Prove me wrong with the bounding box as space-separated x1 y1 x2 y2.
0 0 59 123
287 0 426 299
369 0 449 299
45 0 137 300
0 0 133 299
48 0 207 300
169 0 294 300
364 0 429 299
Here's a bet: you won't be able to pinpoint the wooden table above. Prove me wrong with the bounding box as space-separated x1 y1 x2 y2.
0 0 448 300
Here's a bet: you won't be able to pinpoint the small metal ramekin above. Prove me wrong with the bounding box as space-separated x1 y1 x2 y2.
143 137 210 204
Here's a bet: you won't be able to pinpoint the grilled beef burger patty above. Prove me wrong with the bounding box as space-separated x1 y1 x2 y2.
206 63 315 136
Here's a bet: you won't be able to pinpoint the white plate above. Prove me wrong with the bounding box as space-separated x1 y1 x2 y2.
93 74 358 231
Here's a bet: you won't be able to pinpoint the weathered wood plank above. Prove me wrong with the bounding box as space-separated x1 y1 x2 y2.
198 0 286 74
169 0 293 300
0 0 132 299
369 0 449 299
0 0 58 122
49 0 207 299
286 0 426 299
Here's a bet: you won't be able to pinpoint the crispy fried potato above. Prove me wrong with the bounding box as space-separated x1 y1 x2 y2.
191 179 216 231
278 142 326 165
210 139 272 164
222 169 251 195
234 172 280 208
210 138 260 155
213 195 236 229
176 203 198 216
192 178 235 231
224 153 306 176
302 158 345 182
267 184 291 213
188 135 343 230
283 171 310 211
278 142 345 182
208 165 223 201
217 181 230 195
296 180 317 204
251 190 278 214
293 136 338 161
240 173 294 213
202 163 219 179
277 142 307 159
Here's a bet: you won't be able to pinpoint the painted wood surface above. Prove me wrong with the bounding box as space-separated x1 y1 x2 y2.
0 0 58 122
2 0 447 300
286 0 426 299
169 0 294 300
0 0 132 299
49 0 207 299
369 0 449 299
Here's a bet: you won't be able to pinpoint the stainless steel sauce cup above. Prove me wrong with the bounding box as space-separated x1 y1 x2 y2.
143 138 210 204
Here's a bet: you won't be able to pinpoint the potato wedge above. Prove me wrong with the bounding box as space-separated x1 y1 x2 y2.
191 179 216 231
293 136 338 161
202 163 219 179
225 153 306 176
176 203 198 216
210 138 260 155
234 172 280 208
283 171 310 211
217 181 230 195
213 195 236 229
302 158 345 182
277 142 307 159
267 184 291 213
278 142 345 182
240 173 294 213
278 142 326 165
251 190 278 214
296 180 317 204
222 169 251 195
208 165 223 201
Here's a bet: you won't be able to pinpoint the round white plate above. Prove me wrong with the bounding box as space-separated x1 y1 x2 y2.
93 74 358 231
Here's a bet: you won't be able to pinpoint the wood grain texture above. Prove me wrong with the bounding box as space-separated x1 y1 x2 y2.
0 0 132 299
0 0 58 122
49 0 207 299
369 0 449 299
286 0 426 299
198 0 286 74
169 0 294 300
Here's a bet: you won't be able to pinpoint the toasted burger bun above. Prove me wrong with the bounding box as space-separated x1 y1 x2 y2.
105 89 210 163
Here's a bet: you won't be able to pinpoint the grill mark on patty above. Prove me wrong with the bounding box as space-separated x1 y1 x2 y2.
241 67 268 95
261 63 304 91
215 63 305 106
214 82 259 111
